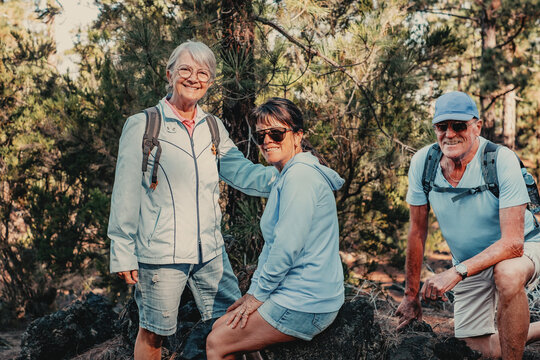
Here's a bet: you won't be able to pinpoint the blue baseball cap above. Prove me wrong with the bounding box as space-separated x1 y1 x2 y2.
433 91 479 124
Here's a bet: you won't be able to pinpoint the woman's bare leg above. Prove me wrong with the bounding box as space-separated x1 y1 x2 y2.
206 310 296 360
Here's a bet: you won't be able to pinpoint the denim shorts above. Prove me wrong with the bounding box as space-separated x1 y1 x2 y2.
257 298 339 341
134 250 241 336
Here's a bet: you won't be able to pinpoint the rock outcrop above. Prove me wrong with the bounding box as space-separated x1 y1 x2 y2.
18 289 507 360
18 293 117 360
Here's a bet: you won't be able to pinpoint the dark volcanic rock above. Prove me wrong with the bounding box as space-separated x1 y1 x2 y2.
23 288 492 360
398 318 434 333
99 294 382 360
18 293 117 360
263 299 381 360
387 320 481 360
434 337 482 360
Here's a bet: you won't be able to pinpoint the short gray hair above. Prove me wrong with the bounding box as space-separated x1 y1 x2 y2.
166 40 217 93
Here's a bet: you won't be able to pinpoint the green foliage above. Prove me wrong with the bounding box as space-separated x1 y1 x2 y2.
223 198 265 269
2 0 539 323
0 0 113 322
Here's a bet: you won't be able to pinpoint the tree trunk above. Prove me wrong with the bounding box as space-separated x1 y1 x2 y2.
220 0 256 156
220 0 257 219
478 0 500 141
503 87 516 149
503 37 517 150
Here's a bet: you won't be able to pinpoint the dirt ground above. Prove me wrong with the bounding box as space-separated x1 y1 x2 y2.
0 329 24 360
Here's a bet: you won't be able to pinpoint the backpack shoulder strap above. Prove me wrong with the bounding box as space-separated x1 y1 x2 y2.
481 140 500 198
421 143 443 199
142 106 162 189
206 114 220 156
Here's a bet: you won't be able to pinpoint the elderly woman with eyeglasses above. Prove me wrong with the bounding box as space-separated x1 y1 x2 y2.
206 98 345 359
108 41 277 360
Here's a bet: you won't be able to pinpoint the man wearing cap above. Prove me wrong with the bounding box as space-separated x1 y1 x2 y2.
395 91 540 359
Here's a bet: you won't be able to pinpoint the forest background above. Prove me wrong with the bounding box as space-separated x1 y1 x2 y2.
1 0 539 327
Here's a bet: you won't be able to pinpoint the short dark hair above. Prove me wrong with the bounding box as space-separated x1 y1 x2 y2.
250 97 329 166
250 97 304 132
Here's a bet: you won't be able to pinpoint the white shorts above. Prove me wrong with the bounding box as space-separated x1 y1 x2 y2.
453 241 540 338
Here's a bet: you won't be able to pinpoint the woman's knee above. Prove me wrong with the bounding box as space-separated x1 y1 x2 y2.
206 327 225 354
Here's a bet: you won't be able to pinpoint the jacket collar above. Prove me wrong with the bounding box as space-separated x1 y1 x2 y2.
158 97 210 133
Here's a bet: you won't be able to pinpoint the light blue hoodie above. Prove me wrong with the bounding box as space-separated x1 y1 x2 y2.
247 152 345 313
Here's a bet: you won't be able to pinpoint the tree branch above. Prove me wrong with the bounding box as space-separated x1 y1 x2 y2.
417 8 478 22
253 16 417 154
495 16 526 49
483 85 519 110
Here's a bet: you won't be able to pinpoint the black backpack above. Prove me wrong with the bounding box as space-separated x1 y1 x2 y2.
141 106 221 189
421 140 540 238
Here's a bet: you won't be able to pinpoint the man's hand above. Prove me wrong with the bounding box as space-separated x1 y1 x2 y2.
420 267 462 302
396 295 423 330
117 270 139 284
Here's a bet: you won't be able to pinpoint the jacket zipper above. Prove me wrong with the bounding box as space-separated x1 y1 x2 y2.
188 126 203 264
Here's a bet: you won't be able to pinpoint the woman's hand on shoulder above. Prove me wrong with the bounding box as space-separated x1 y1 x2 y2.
226 294 263 329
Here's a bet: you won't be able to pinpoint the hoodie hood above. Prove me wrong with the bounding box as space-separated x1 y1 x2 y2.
281 152 344 191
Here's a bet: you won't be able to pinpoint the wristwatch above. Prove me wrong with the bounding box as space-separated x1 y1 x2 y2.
455 263 468 280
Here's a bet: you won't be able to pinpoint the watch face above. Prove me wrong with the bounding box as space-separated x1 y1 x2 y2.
456 263 467 275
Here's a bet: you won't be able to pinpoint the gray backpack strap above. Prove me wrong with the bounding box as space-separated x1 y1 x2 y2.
518 159 540 216
142 106 162 189
447 141 498 202
421 141 493 203
421 144 443 200
205 114 221 170
449 184 491 202
481 140 500 198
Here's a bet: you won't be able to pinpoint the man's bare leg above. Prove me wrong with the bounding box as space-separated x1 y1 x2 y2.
134 327 164 360
462 257 535 359
494 257 534 359
464 321 540 359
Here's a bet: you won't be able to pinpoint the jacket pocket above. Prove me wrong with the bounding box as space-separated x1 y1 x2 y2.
147 206 162 245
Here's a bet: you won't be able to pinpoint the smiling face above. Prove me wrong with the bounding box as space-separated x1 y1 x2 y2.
256 116 303 172
166 51 212 109
435 118 482 161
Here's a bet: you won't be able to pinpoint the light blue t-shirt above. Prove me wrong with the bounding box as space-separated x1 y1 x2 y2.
406 136 540 263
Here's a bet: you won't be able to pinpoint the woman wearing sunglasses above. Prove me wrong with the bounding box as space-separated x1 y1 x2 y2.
206 98 345 359
108 41 278 360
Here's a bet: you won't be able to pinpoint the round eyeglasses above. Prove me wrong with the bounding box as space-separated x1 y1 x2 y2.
175 64 211 83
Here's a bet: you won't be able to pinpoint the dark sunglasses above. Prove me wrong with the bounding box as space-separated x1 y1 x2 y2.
433 121 475 134
255 127 292 144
